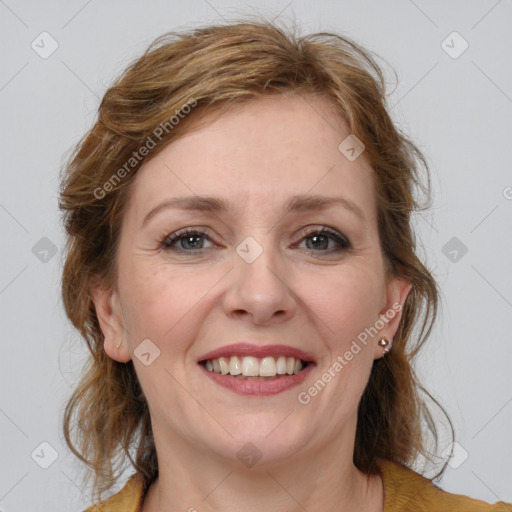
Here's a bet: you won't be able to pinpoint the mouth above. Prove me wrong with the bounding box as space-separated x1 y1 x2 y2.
197 343 316 396
200 355 309 379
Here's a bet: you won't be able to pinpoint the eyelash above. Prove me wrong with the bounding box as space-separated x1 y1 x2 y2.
160 226 352 256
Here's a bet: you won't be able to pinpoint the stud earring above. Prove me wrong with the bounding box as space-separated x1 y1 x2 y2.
378 337 392 355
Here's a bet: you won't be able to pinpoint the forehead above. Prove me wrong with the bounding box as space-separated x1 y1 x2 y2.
125 94 377 225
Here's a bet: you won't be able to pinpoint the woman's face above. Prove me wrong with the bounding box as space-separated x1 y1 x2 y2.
93 94 410 466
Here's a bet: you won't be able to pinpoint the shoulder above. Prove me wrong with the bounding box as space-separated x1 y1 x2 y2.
83 473 145 512
81 463 511 512
377 459 512 512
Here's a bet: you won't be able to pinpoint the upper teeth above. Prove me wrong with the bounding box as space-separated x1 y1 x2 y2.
204 356 304 377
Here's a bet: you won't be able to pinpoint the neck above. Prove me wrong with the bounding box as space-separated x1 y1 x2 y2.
141 419 383 512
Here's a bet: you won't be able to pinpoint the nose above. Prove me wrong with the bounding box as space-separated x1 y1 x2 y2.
221 240 297 326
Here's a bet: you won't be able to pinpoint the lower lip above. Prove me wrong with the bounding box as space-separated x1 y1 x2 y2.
199 363 315 396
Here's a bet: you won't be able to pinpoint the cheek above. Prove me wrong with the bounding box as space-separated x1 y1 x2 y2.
299 264 383 351
299 268 382 408
119 259 220 349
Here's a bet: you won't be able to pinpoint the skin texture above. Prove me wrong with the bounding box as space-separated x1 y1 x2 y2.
92 94 411 511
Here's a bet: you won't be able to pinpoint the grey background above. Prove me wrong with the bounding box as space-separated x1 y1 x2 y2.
0 0 511 510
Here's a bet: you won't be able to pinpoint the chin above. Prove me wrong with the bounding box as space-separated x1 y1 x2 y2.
201 412 312 467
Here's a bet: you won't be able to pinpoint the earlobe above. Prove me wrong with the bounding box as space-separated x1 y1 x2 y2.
374 278 412 358
89 279 131 363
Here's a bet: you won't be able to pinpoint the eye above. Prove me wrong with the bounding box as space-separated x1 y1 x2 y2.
159 226 351 255
296 226 351 254
161 228 213 252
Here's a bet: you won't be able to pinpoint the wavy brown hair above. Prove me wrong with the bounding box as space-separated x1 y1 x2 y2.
59 19 452 501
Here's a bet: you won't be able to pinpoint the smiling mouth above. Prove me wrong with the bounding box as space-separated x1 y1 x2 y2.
199 355 310 380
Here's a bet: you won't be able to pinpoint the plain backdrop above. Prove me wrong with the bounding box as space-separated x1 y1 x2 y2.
0 1 511 510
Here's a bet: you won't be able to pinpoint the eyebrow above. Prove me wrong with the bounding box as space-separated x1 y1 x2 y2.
141 194 366 227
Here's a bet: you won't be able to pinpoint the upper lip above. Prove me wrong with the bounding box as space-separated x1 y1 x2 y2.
198 343 316 363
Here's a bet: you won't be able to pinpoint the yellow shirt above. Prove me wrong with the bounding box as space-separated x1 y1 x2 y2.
85 459 512 511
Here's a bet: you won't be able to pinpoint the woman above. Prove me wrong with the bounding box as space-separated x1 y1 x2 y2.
59 21 511 511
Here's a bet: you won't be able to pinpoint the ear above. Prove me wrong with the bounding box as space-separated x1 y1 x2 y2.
90 277 131 363
373 277 412 359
